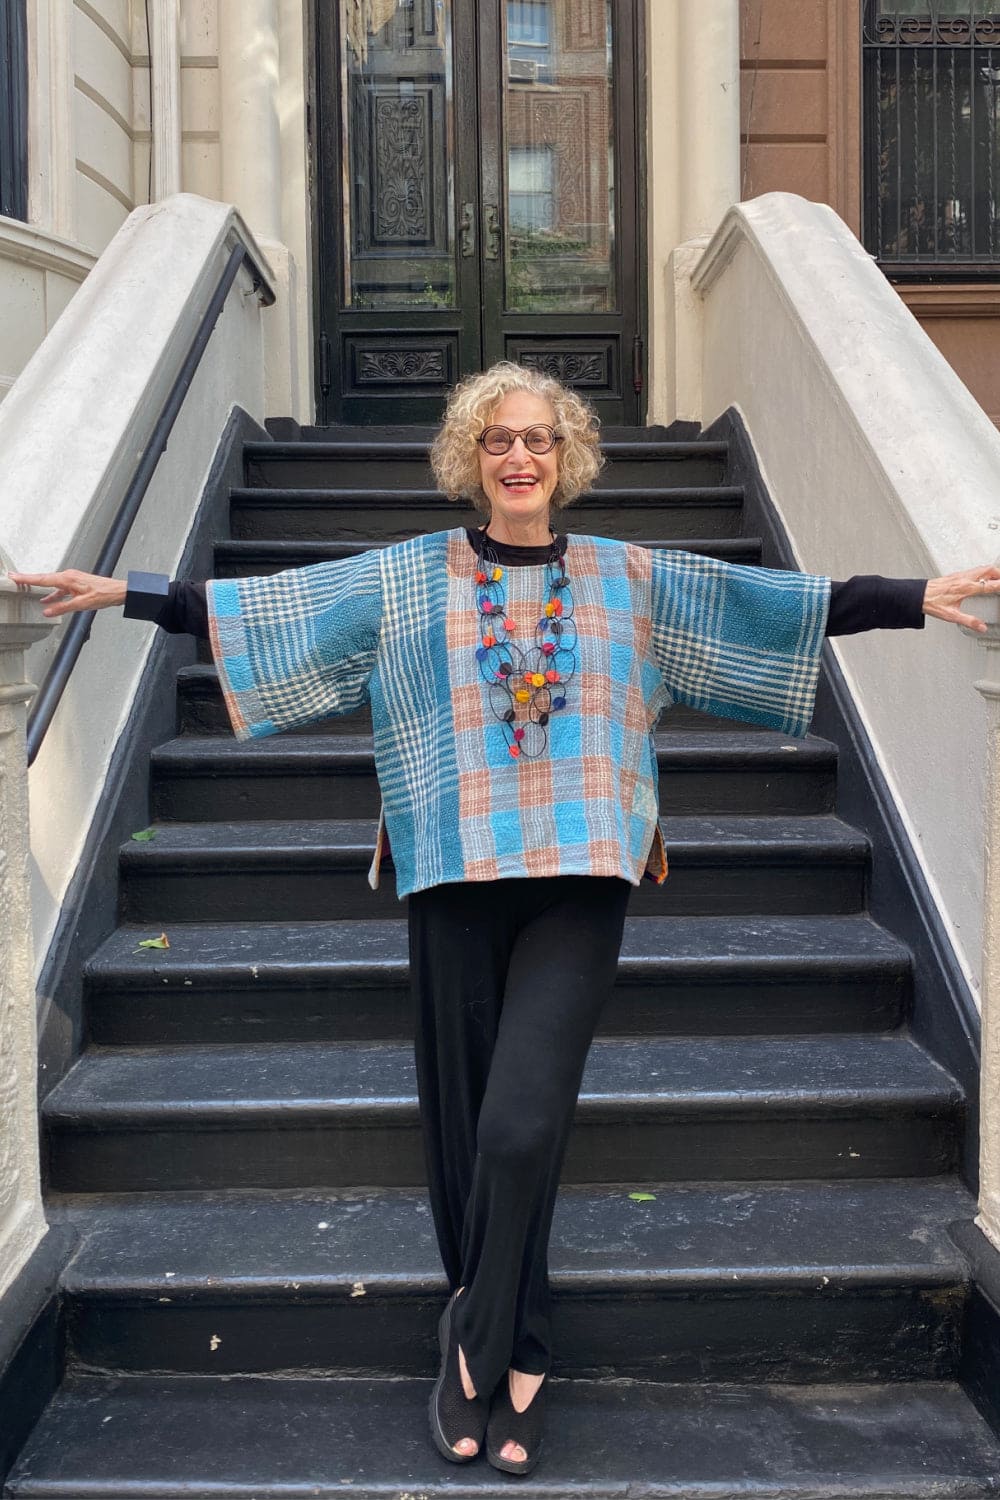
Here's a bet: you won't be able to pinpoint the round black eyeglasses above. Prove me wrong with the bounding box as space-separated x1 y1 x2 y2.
477 424 562 456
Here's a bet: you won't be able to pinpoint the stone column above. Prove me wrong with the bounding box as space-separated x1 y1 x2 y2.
677 0 741 244
975 623 1000 1254
218 0 297 417
149 0 182 200
0 567 54 1298
218 0 282 243
649 0 741 426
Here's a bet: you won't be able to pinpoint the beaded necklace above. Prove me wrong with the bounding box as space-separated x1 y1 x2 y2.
473 529 577 760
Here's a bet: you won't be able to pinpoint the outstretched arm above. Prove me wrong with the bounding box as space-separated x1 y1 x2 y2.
826 567 1000 636
6 569 209 635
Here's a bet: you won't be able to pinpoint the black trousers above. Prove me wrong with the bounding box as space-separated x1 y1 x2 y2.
407 874 632 1400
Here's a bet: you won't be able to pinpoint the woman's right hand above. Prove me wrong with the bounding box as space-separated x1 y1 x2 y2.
5 569 127 617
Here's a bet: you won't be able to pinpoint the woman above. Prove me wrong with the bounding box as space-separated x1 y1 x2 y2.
11 361 1000 1478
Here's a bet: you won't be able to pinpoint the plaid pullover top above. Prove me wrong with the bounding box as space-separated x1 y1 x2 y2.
200 528 835 899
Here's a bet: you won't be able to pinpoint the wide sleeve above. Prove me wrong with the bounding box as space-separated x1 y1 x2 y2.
205 549 383 740
649 549 831 738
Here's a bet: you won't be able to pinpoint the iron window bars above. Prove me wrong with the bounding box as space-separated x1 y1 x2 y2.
863 1 1000 277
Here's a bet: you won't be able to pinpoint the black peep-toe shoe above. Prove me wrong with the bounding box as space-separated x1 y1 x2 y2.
486 1371 547 1476
428 1289 489 1464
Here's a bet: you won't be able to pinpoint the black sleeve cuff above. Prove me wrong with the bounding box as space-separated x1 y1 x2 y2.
826 576 927 636
124 573 209 637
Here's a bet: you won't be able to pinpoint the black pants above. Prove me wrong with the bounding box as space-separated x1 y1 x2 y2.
408 874 632 1400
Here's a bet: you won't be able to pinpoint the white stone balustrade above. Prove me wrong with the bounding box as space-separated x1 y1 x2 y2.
975 625 1000 1255
0 562 53 1297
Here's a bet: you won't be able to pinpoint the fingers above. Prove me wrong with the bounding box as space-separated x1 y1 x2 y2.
7 572 72 588
952 611 989 634
928 603 989 633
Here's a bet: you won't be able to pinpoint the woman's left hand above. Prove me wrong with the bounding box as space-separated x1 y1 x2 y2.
923 566 1000 633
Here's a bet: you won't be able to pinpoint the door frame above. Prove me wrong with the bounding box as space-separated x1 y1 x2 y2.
309 0 648 427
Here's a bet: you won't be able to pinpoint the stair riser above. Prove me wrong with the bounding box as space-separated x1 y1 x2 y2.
85 973 908 1046
149 765 837 822
62 1284 964 1382
244 455 729 490
229 499 744 543
44 1109 959 1194
118 860 867 922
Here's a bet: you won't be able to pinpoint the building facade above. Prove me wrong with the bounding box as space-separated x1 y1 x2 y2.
2 1 998 424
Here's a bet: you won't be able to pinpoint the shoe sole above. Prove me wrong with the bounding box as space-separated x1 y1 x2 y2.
428 1293 484 1465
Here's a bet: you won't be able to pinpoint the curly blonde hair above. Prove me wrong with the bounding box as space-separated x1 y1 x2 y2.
430 361 604 514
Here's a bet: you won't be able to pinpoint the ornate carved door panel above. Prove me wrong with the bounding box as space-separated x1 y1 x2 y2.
315 0 644 424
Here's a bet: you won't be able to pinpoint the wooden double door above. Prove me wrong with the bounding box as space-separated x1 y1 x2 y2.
313 0 645 424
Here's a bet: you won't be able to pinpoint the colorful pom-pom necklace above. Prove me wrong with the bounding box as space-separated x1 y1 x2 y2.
473 530 577 760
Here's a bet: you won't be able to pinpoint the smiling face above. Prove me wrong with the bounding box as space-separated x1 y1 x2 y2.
477 390 561 545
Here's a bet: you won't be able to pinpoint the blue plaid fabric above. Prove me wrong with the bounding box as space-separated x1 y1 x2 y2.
206 529 830 898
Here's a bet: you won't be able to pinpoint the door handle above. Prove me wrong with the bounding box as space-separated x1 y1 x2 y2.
460 201 475 257
484 203 501 260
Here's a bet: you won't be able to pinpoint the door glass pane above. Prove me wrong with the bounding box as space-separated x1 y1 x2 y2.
340 0 456 309
502 0 616 312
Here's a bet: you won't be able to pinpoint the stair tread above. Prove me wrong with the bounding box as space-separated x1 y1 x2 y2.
9 1373 999 1498
150 730 839 769
118 814 869 860
84 913 910 985
49 1178 975 1289
42 1034 961 1116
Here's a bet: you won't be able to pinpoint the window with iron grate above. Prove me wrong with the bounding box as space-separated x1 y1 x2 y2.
863 0 1000 277
0 0 28 222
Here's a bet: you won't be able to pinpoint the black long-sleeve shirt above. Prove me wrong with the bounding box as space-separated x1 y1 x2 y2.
124 531 928 639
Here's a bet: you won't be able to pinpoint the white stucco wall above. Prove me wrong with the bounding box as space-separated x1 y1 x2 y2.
693 194 1000 994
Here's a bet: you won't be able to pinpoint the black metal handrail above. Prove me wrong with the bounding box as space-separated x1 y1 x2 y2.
24 239 274 766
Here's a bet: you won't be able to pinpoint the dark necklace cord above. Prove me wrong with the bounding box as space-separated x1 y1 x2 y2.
473 528 577 760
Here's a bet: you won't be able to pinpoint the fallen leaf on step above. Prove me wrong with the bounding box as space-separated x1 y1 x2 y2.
131 828 157 841
628 1192 656 1202
134 933 170 951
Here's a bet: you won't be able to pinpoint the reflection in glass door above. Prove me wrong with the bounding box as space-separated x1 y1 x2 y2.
480 0 639 403
502 0 616 316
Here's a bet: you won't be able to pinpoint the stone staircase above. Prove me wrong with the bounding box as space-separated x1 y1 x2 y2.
6 425 1000 1498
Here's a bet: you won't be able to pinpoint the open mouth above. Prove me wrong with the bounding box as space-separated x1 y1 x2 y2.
500 476 539 492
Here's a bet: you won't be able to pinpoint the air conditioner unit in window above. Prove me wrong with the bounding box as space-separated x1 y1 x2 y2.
509 57 539 83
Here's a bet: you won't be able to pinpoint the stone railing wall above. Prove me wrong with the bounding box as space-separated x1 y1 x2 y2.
0 570 52 1296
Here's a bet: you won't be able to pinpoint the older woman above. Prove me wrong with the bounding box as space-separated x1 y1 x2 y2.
11 361 1000 1479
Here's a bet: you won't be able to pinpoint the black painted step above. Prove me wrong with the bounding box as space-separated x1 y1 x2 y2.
116 816 870 922
12 1372 1000 1499
48 1179 974 1380
83 914 911 1046
243 437 730 491
228 485 745 542
149 732 838 823
213 533 764 575
41 1034 962 1193
175 663 763 738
